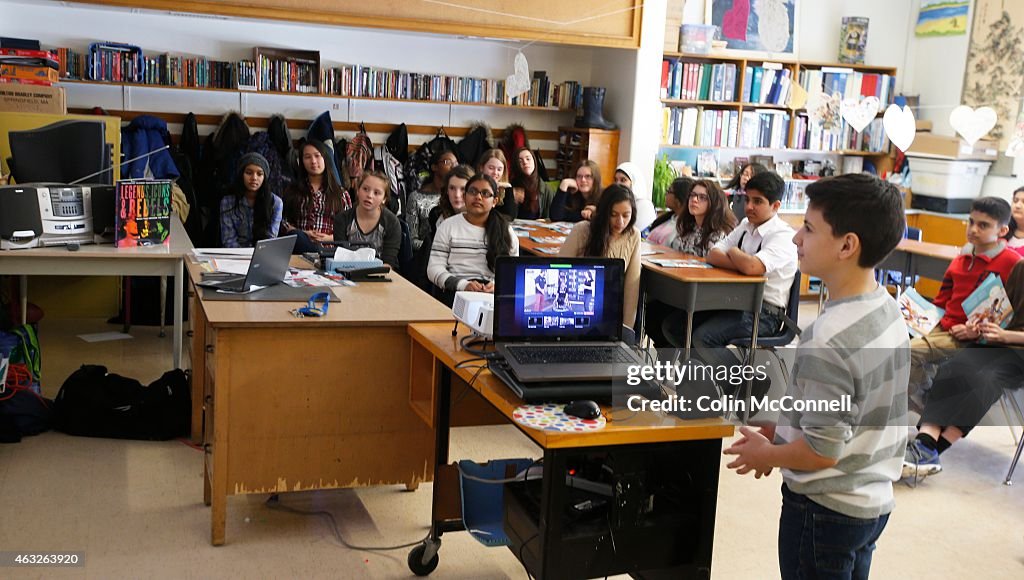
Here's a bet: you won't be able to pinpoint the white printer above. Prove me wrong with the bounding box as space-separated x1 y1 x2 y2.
0 183 112 250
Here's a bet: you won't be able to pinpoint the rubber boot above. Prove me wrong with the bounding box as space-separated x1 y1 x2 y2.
575 87 617 130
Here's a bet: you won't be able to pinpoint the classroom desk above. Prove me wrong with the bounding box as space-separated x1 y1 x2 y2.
186 259 453 545
0 217 192 368
406 322 735 578
884 239 959 293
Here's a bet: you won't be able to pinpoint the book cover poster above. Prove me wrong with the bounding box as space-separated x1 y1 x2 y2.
963 273 1014 328
115 180 172 247
839 17 869 64
898 287 945 338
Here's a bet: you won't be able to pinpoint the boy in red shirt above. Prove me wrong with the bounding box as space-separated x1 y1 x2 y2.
908 197 1020 427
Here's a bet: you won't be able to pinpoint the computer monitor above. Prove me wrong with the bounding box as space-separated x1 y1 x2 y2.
8 120 111 185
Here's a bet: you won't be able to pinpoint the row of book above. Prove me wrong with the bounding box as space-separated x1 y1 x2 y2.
799 68 897 106
256 54 318 94
661 60 739 102
739 110 792 149
662 105 793 150
790 115 889 153
741 67 793 106
88 43 145 83
141 55 236 89
320 65 582 109
56 48 83 80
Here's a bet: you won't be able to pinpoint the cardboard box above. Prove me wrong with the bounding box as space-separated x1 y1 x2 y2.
906 132 998 160
0 64 60 83
0 83 66 114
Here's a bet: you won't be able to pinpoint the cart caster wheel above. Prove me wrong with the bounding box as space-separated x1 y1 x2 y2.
408 544 439 576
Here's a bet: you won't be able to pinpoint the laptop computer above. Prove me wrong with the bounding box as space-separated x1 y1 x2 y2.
197 235 297 292
493 256 642 383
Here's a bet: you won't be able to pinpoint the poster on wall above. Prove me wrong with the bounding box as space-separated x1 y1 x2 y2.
838 17 869 64
962 0 1024 146
916 1 970 37
705 0 798 58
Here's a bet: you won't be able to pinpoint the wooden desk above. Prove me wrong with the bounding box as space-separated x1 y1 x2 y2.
886 239 959 294
406 322 734 578
187 261 453 545
0 217 192 368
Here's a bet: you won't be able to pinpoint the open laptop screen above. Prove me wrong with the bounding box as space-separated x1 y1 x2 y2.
493 256 624 342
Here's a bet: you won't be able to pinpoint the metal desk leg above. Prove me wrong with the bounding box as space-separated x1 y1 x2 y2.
19 275 27 325
173 262 183 369
684 282 698 361
160 275 167 338
741 284 765 424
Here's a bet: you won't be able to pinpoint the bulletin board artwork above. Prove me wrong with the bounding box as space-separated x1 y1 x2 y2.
961 0 1024 146
705 0 798 58
915 1 969 37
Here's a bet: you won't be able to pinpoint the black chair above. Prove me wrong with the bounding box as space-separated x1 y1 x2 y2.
728 270 803 390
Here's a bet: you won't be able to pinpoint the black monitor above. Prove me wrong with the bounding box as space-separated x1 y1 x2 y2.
8 120 111 185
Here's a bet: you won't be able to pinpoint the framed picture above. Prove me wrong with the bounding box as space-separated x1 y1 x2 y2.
705 0 799 58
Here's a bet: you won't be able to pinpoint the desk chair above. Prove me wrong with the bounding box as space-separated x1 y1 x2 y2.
728 271 802 399
878 226 923 291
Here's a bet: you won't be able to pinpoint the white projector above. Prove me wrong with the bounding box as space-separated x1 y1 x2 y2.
452 291 494 338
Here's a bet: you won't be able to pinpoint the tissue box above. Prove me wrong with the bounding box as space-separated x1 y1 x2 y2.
325 258 383 272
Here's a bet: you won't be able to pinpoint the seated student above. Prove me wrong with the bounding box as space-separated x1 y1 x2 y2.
341 134 374 205
724 162 768 221
724 173 909 580
558 184 641 329
477 149 514 218
657 178 737 347
1007 186 1024 257
550 160 602 223
282 139 351 253
428 173 519 303
427 164 473 239
614 162 657 232
645 176 693 247
408 149 458 252
333 171 401 270
907 196 1021 411
696 171 797 391
509 147 554 220
903 259 1024 480
220 152 284 248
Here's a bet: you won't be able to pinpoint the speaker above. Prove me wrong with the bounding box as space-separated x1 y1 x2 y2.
0 185 43 240
88 183 116 236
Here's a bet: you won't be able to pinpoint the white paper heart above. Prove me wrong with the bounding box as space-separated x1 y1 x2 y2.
1007 138 1024 157
505 52 530 99
949 105 997 146
841 96 881 133
883 104 916 152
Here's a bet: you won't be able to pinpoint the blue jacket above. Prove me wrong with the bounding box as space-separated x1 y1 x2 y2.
121 115 179 180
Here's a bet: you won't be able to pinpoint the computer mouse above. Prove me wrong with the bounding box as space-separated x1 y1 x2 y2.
66 243 80 252
563 400 602 420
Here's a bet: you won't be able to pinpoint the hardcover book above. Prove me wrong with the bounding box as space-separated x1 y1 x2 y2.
115 180 172 247
898 287 944 338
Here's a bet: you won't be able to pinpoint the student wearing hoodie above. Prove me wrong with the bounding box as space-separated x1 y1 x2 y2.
614 161 657 232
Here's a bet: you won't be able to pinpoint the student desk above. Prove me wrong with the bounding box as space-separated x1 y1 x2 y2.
0 217 192 368
883 239 959 293
406 322 735 578
186 259 452 545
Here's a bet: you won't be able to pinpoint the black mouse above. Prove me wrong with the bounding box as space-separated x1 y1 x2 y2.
563 400 601 420
66 243 80 251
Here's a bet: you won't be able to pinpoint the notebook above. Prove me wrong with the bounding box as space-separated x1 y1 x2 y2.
493 256 641 383
196 235 296 293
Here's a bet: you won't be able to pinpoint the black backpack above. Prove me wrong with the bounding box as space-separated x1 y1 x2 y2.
53 365 190 441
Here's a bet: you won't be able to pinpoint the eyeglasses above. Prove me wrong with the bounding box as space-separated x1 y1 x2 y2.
466 187 496 198
576 174 593 180
438 158 456 167
688 192 709 202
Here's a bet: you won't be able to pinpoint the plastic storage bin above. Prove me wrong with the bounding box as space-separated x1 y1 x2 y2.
908 156 991 199
680 24 718 54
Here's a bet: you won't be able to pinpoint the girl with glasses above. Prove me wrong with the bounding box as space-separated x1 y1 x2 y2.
550 159 603 223
428 174 519 304
673 178 736 256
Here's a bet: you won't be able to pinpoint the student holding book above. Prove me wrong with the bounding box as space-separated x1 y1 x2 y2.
509 148 554 220
725 173 909 580
219 152 283 248
907 197 1021 414
408 149 459 251
428 173 519 304
550 160 602 223
333 171 401 270
558 184 641 329
282 139 351 253
903 259 1024 480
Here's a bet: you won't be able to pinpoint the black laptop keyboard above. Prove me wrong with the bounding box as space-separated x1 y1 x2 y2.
507 346 634 365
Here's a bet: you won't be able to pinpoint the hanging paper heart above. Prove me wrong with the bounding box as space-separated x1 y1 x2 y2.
1006 122 1024 157
949 105 997 146
882 104 917 152
505 52 531 99
840 96 881 133
787 82 807 111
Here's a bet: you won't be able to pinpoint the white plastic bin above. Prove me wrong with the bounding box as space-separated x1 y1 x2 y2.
680 24 717 54
908 157 991 199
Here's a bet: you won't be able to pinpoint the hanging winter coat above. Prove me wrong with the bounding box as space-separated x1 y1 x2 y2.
121 115 179 180
457 123 492 167
403 128 457 199
386 123 410 164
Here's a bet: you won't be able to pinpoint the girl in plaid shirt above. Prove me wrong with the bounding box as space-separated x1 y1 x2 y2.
282 139 351 246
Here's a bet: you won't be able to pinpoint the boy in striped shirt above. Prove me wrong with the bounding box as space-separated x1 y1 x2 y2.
724 174 909 579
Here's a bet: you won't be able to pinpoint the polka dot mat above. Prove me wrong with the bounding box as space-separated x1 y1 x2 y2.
512 403 607 432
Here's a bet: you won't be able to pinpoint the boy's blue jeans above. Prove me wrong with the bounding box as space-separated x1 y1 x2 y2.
779 484 890 580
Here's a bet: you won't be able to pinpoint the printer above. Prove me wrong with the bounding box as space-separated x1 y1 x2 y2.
0 183 114 249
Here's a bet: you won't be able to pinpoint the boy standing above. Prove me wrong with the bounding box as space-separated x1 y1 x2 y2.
697 171 797 393
724 174 909 578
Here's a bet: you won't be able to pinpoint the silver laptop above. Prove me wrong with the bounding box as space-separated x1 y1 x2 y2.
197 235 296 292
493 256 641 382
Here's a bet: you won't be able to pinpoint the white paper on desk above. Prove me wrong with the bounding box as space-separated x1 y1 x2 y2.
647 258 711 269
333 246 377 261
209 259 251 275
192 248 254 258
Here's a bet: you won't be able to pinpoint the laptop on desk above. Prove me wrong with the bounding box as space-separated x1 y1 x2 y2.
196 235 296 292
493 256 642 383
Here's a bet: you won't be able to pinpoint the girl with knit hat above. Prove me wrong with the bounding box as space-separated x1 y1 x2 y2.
220 152 283 248
614 161 657 232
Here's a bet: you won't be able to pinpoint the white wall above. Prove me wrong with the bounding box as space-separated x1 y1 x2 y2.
904 0 973 137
